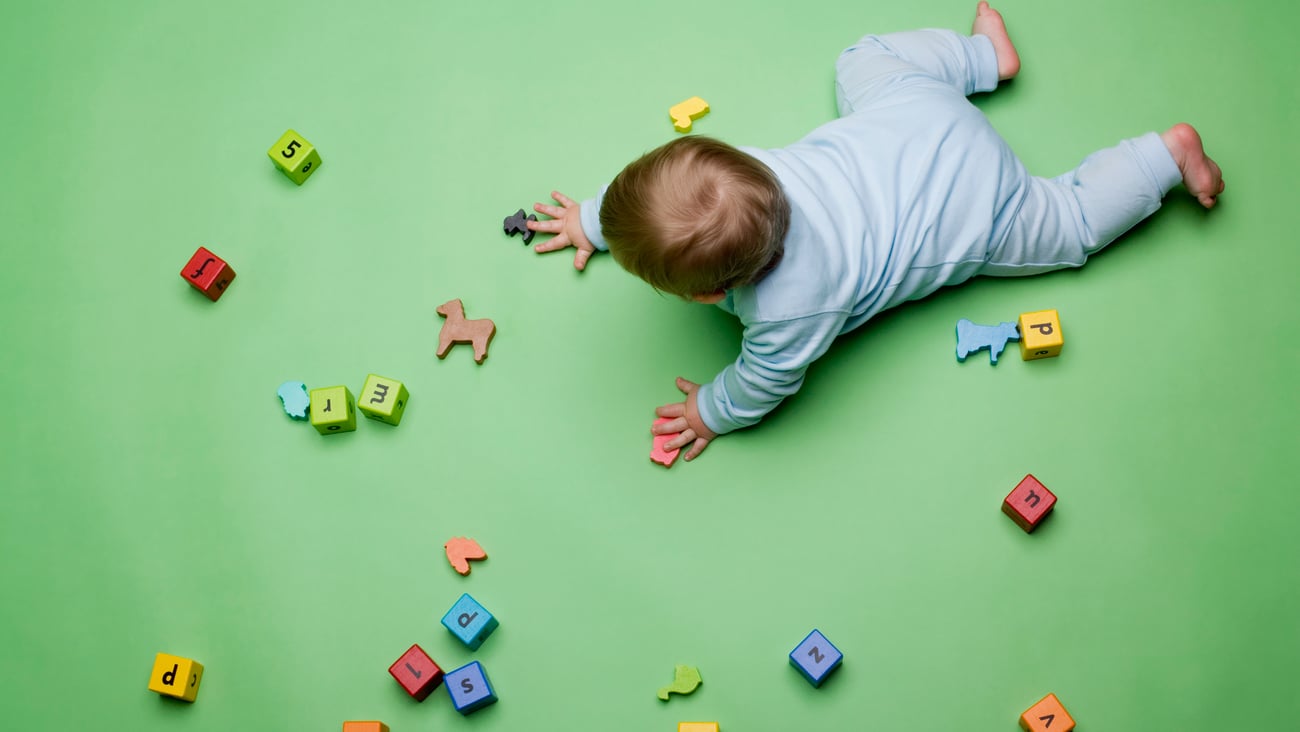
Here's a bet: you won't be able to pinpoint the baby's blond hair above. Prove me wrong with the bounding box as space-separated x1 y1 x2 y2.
600 136 789 298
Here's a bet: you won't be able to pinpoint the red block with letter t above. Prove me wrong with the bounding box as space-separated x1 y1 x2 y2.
180 246 236 301
388 643 443 701
1002 474 1057 533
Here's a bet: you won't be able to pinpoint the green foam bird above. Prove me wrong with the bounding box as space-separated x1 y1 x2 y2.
657 665 702 700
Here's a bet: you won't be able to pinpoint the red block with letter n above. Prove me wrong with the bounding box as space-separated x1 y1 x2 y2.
388 643 444 701
1002 474 1057 533
180 246 236 301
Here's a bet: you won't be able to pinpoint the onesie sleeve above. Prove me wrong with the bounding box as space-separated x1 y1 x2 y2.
579 184 611 252
694 310 848 435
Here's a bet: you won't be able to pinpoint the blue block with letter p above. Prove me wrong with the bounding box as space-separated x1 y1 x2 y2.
441 593 499 650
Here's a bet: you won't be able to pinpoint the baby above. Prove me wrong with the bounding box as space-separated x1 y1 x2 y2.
528 1 1224 462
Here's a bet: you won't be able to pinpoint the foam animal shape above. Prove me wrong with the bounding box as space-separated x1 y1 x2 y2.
955 319 1020 365
444 536 488 576
503 208 538 245
436 299 496 364
669 96 710 133
276 381 310 420
651 417 681 467
657 665 702 700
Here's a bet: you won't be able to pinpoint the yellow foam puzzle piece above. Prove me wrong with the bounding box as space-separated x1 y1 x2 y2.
669 97 710 133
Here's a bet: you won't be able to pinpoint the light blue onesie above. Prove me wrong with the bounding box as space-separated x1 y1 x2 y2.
579 29 1183 435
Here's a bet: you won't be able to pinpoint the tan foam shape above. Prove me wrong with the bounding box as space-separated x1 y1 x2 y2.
436 298 496 364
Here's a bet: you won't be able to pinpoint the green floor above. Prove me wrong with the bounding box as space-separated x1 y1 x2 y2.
2 1 1296 729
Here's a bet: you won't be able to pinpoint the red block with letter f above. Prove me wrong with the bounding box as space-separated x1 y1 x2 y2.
180 246 236 301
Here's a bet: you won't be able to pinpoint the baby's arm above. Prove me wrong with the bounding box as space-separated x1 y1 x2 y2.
655 311 847 460
529 191 599 270
698 312 847 434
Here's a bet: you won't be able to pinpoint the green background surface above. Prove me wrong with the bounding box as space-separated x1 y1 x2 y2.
2 0 1296 729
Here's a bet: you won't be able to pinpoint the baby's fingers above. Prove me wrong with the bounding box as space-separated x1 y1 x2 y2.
550 190 578 207
528 216 565 233
573 247 592 271
653 414 688 435
682 436 710 462
662 429 696 453
533 233 571 253
656 403 687 420
533 202 566 219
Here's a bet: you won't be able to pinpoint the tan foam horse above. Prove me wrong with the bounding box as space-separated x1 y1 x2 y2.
436 299 496 364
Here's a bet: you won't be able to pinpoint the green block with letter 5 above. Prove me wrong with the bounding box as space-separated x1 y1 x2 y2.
268 129 321 185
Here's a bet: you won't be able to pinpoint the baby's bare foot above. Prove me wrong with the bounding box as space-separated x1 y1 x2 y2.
1161 123 1225 209
972 1 1020 81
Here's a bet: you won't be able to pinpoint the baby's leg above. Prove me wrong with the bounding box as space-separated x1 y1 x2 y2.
982 125 1224 276
835 1 1018 115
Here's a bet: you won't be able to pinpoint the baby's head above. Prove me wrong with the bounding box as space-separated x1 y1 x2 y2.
600 136 789 300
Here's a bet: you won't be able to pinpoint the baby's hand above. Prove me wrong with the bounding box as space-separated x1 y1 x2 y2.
530 191 596 271
653 377 719 462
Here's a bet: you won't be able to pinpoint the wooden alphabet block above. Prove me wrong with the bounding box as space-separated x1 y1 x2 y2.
357 374 409 426
1002 474 1057 533
444 661 498 715
1018 309 1064 360
441 593 498 650
309 385 356 434
180 246 236 301
341 723 389 732
1019 693 1074 732
789 629 842 687
388 644 443 701
148 652 204 702
268 129 321 185
678 723 720 732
